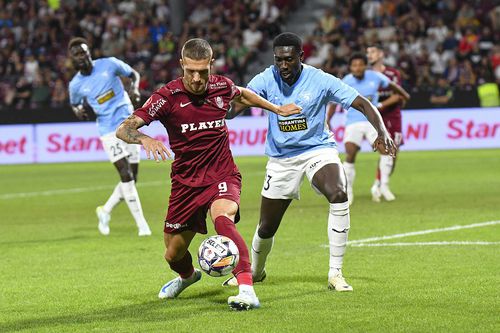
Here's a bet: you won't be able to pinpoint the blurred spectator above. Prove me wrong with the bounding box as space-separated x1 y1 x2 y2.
30 74 51 108
13 76 32 109
50 77 67 107
430 77 454 106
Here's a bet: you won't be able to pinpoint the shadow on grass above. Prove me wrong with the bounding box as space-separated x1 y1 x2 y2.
1 289 230 332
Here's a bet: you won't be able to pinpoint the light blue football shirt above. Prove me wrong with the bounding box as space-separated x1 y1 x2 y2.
342 69 390 126
69 57 134 136
248 64 359 158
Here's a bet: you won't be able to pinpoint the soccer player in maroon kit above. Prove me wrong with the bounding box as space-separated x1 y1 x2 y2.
366 44 409 202
116 38 301 310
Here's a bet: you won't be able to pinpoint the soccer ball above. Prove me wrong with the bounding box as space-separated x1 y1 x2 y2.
197 235 239 277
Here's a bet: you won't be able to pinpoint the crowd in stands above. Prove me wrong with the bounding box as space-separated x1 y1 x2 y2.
0 0 295 110
305 0 499 98
0 0 498 110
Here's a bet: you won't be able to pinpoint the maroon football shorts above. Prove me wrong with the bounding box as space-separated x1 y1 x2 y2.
164 173 242 234
383 113 404 147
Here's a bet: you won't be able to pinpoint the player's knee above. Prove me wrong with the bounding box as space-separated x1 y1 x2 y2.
118 168 134 182
327 186 348 204
164 250 184 263
257 222 277 239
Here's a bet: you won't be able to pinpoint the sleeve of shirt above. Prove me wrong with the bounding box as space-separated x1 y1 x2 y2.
223 76 241 100
246 73 267 99
108 57 133 77
68 81 81 106
324 72 359 110
133 92 170 125
376 71 391 89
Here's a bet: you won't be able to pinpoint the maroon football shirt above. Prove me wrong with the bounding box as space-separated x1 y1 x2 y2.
378 66 402 118
134 75 241 187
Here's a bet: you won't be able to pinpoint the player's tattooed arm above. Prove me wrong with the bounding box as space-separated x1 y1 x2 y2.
234 87 302 117
116 115 172 162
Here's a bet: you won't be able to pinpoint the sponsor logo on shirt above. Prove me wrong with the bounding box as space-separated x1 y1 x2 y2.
96 89 115 104
208 81 228 89
148 98 166 117
181 119 226 133
278 117 308 132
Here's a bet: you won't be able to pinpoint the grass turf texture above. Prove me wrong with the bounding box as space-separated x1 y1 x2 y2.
1 149 499 333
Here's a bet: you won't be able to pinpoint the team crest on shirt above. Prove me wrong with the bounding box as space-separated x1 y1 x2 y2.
215 96 224 108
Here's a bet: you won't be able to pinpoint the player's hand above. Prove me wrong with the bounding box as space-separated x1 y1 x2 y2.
140 137 171 162
129 89 141 105
373 132 396 157
276 103 302 117
74 104 90 120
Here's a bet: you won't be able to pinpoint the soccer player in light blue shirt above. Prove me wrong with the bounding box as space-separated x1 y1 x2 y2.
337 53 409 205
224 33 395 291
67 37 151 237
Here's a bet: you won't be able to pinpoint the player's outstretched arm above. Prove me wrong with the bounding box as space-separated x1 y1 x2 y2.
116 115 171 162
351 95 396 156
388 82 410 102
234 87 302 117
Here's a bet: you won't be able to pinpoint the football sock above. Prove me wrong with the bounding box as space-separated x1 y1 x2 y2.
343 162 356 189
103 182 123 213
251 227 274 277
328 202 350 274
120 180 149 229
375 165 381 183
214 216 252 284
168 251 195 279
379 155 394 185
239 283 256 295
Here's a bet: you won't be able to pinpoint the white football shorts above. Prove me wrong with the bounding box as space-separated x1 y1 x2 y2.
100 132 141 164
261 148 342 200
344 121 378 147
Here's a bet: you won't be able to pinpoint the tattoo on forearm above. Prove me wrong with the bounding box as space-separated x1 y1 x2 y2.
119 115 147 144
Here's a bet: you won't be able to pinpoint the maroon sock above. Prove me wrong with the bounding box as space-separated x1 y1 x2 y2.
214 215 252 284
376 167 381 181
168 250 195 279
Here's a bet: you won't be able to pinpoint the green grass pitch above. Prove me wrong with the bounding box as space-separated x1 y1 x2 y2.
1 149 499 332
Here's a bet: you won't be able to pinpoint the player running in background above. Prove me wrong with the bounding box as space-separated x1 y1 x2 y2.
366 44 408 202
332 53 409 205
68 37 152 236
116 38 301 310
223 32 395 291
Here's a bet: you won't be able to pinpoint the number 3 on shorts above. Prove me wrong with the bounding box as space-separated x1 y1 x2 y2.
218 182 227 193
263 174 272 191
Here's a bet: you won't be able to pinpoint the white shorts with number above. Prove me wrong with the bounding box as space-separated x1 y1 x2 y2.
100 132 141 164
261 148 342 200
344 121 378 147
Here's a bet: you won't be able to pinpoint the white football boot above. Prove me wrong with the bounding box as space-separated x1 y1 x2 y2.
228 289 261 310
96 206 110 235
370 184 382 203
328 269 353 292
158 269 202 299
138 224 152 236
380 184 396 201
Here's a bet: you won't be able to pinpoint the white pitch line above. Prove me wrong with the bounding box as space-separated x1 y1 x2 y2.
348 220 500 244
0 181 164 200
350 241 500 247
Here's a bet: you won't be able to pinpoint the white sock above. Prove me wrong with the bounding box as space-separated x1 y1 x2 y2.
103 183 123 213
373 178 380 187
120 180 149 230
251 226 274 277
343 162 355 191
379 155 394 186
328 202 350 278
239 284 256 294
